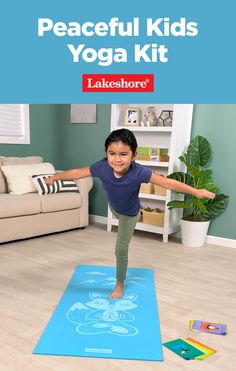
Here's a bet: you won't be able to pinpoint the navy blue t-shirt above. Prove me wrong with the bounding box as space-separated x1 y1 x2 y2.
90 159 152 216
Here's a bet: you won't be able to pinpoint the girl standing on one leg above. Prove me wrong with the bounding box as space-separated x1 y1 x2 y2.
46 129 215 299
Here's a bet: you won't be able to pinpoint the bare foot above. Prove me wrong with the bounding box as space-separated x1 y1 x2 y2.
109 281 124 299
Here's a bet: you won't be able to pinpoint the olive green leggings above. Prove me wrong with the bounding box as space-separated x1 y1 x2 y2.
110 206 139 283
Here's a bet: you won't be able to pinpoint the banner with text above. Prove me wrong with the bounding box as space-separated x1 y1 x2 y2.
0 0 235 103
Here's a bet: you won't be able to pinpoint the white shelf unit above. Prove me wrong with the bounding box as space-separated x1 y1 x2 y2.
107 104 193 242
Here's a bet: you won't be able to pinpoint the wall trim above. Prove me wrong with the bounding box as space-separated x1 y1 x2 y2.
89 214 107 225
206 235 236 249
89 214 236 248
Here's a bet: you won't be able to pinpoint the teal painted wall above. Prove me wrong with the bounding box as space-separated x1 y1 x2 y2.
191 105 236 239
57 104 111 216
0 105 61 168
0 104 235 240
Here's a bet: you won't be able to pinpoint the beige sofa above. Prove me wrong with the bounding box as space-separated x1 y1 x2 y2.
0 156 93 243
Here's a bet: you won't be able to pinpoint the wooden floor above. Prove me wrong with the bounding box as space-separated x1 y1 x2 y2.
0 223 236 371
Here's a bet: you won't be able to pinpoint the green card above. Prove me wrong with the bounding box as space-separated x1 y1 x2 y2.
163 338 204 360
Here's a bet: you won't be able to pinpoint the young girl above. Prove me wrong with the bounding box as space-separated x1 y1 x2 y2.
46 129 215 299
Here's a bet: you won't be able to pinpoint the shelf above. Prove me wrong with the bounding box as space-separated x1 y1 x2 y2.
123 126 172 132
139 193 166 201
111 218 164 234
136 160 169 168
109 104 194 242
135 222 164 234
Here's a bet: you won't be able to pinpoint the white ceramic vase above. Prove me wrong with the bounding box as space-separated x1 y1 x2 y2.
181 219 210 247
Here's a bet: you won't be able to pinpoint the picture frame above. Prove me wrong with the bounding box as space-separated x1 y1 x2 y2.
124 107 140 126
70 104 97 124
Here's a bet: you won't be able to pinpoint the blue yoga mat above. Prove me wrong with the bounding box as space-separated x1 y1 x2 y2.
33 265 163 361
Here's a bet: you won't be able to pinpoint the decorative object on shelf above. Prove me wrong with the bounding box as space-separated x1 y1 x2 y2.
70 104 97 124
143 106 159 127
159 154 169 162
142 207 164 226
167 135 229 247
158 110 173 127
124 107 140 126
137 147 169 162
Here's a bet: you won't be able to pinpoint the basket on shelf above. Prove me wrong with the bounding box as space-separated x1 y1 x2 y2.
139 183 154 194
153 185 166 196
142 208 165 226
138 208 143 222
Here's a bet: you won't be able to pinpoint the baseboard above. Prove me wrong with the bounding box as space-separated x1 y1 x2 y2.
206 235 236 248
173 232 236 248
89 214 236 248
89 214 107 225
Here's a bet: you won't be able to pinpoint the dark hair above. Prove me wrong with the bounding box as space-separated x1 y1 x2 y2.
104 128 137 155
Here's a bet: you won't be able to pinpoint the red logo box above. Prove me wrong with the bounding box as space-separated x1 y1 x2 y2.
82 74 154 92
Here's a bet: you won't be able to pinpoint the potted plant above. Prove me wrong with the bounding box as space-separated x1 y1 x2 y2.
167 135 229 247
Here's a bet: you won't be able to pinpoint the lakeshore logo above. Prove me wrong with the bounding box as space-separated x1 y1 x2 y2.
82 74 154 92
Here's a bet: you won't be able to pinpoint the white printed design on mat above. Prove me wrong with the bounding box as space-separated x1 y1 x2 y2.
67 292 139 336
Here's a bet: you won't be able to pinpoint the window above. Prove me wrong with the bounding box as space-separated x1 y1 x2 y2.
0 104 30 144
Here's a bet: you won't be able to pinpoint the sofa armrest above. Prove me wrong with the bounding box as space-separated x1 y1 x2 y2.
55 171 93 227
75 176 93 194
74 177 93 227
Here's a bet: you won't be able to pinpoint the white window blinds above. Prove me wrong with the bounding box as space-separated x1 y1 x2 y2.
0 104 30 144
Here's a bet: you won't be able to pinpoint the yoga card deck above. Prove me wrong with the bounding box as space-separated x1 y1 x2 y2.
163 338 204 360
163 337 217 361
33 265 163 361
189 320 227 335
185 338 217 360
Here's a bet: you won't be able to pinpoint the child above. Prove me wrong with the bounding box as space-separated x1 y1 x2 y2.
46 129 215 299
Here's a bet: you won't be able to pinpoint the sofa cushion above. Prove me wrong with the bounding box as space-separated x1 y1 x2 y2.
0 156 43 166
0 168 6 194
0 156 43 194
39 193 82 213
0 194 41 218
1 163 55 195
32 174 79 195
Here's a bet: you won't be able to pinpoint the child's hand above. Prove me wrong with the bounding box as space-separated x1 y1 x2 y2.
45 177 54 186
195 189 215 199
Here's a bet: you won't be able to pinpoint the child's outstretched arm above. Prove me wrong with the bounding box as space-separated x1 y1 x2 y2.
150 173 215 199
45 166 91 185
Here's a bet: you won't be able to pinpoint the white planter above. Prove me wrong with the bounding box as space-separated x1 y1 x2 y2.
181 219 210 247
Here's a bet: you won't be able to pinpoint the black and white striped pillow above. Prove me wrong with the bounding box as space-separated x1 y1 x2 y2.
32 174 79 195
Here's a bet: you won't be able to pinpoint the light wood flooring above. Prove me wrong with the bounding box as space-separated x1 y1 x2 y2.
0 223 236 371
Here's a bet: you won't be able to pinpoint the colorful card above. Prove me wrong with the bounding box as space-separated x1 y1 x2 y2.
189 320 227 335
163 338 204 360
185 337 217 360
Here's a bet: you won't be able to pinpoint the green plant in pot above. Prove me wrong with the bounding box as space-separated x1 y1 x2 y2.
167 135 229 247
